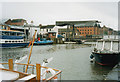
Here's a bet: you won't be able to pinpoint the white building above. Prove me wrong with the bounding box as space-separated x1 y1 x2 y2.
24 25 40 40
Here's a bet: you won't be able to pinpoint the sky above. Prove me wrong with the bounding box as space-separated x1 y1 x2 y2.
0 0 119 30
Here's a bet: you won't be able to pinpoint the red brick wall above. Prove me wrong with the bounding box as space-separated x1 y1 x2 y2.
76 27 96 37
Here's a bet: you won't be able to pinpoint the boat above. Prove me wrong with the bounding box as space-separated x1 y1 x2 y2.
0 30 62 81
0 58 62 81
90 39 120 66
33 38 53 45
0 29 29 48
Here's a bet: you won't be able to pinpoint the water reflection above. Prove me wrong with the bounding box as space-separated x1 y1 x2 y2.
90 62 113 80
1 48 29 62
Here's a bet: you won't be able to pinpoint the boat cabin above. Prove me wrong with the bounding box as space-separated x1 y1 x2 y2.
95 39 119 53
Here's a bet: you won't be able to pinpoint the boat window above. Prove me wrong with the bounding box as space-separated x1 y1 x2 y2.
10 32 16 36
5 41 8 43
9 41 11 43
15 41 17 42
2 32 6 35
104 41 111 50
5 32 10 35
112 41 118 51
12 41 14 43
97 41 103 50
17 33 24 36
18 41 20 42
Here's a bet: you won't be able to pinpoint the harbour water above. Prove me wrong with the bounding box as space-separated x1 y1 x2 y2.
1 44 114 80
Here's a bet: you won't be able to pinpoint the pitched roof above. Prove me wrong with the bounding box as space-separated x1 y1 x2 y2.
40 25 55 29
56 20 101 27
11 19 26 23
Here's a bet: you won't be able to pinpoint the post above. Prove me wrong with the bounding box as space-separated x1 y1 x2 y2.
36 63 41 81
25 30 37 73
72 24 75 39
110 41 113 51
8 59 13 71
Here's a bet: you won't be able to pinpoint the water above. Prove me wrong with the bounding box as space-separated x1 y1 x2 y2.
0 44 113 80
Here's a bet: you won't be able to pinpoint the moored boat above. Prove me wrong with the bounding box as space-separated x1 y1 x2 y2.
34 38 53 45
0 29 29 48
90 39 120 66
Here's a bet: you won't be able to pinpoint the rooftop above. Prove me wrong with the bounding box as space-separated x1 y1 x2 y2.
40 25 55 29
56 20 101 27
11 19 26 23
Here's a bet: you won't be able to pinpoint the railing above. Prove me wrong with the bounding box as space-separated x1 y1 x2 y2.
0 59 62 81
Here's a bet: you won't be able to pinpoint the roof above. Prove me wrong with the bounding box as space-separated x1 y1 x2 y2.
40 25 55 29
11 19 26 23
56 20 101 27
8 25 29 30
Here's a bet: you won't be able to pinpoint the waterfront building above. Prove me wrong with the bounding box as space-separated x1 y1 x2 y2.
48 31 56 39
40 25 58 39
101 25 118 35
40 25 55 34
5 19 27 26
56 20 102 39
24 25 40 40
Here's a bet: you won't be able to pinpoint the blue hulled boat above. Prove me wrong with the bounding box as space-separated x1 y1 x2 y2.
34 40 53 45
0 29 29 48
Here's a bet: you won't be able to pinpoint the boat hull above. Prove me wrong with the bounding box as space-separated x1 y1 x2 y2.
0 42 29 48
92 52 120 65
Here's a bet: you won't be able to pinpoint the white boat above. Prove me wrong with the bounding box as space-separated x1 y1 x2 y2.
0 28 29 48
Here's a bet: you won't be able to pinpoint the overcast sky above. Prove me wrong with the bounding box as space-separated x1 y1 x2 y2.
0 1 119 30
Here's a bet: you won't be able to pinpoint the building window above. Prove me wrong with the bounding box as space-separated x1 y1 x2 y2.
88 30 89 31
82 32 84 34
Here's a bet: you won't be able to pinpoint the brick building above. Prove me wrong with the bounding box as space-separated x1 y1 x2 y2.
5 19 27 26
56 20 102 39
101 25 117 35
